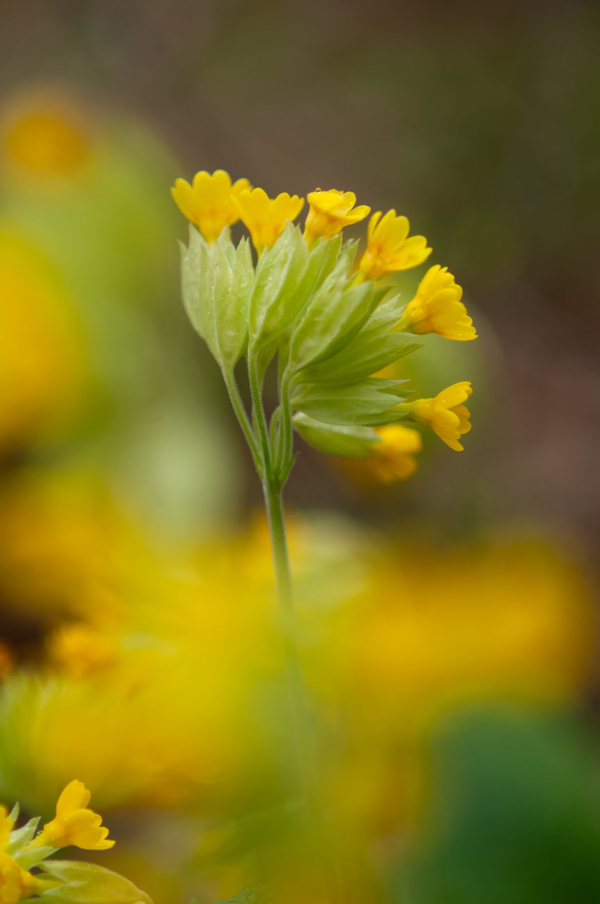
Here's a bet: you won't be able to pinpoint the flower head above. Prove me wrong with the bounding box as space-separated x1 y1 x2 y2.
368 424 422 482
398 265 476 340
359 210 431 281
31 780 114 851
234 187 304 255
171 169 251 243
303 189 370 246
400 382 472 451
0 854 37 904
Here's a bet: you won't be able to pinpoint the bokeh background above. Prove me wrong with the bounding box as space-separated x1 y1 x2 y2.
0 2 599 903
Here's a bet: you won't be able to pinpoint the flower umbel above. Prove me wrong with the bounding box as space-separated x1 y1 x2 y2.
171 170 251 243
234 187 304 255
400 382 473 451
0 854 37 904
368 424 423 482
398 265 476 340
30 780 114 851
359 210 431 281
303 189 370 246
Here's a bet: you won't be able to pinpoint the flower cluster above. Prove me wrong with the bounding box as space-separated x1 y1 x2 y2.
0 781 149 904
172 170 477 483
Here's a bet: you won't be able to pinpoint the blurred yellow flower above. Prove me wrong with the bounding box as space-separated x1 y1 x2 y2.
0 808 14 850
400 381 472 451
48 624 116 679
359 210 431 281
170 170 251 242
0 854 37 904
398 265 476 340
0 231 87 451
31 780 114 851
368 424 422 483
0 91 92 179
303 189 370 246
234 187 304 255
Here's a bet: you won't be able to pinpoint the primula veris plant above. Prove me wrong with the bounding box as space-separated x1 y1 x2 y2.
0 782 150 904
172 169 477 898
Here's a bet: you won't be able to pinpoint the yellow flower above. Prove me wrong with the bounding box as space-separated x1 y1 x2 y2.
0 854 37 904
234 187 304 255
48 624 116 679
31 780 114 851
359 210 431 281
1 91 92 179
400 382 472 451
303 189 370 246
170 170 251 243
398 265 476 340
368 424 422 483
0 808 13 851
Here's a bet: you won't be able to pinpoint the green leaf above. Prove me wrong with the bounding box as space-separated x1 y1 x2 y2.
38 861 153 904
180 226 254 374
294 413 380 457
292 378 408 426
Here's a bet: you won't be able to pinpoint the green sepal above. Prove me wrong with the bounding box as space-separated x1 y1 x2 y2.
248 224 309 350
288 251 382 375
291 378 408 426
5 816 40 856
14 844 57 870
37 861 153 904
180 226 254 375
298 293 420 385
294 413 380 458
213 888 269 904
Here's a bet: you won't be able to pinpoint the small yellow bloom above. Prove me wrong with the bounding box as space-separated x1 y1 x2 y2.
359 210 432 281
31 780 114 851
400 382 472 451
398 265 476 340
48 624 116 678
303 189 370 246
170 169 251 243
369 424 422 482
234 187 304 255
0 853 37 904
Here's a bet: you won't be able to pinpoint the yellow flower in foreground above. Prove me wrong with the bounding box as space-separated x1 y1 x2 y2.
359 210 431 280
234 187 304 254
398 265 476 340
31 780 114 851
0 854 37 904
171 169 251 242
303 189 370 246
400 382 472 451
368 424 422 483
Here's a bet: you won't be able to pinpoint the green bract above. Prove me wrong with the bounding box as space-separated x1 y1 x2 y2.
38 861 153 904
178 222 424 482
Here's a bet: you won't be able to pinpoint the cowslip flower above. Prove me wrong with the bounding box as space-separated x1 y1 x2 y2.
368 424 422 482
29 780 114 851
397 265 476 340
399 382 472 451
359 210 431 281
303 189 370 246
171 169 251 243
0 854 37 904
234 187 304 255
